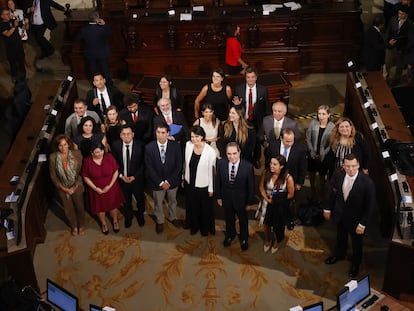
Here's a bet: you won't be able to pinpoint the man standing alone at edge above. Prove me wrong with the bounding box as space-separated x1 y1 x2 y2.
324 154 376 278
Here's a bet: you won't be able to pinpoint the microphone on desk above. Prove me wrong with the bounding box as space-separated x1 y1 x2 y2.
64 3 71 17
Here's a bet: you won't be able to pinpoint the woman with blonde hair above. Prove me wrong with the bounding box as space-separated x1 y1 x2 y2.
218 105 256 162
101 105 126 147
329 117 370 174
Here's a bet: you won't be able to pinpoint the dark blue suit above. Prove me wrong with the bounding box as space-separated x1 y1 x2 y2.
111 139 145 222
145 140 182 191
75 23 112 81
120 105 153 143
153 111 188 145
326 170 376 267
215 159 254 242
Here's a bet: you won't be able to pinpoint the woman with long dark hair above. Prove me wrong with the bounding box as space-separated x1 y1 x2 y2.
259 155 294 254
153 74 183 114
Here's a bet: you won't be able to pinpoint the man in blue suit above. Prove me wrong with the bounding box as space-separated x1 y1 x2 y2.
111 125 146 228
26 0 67 58
75 11 112 83
324 154 376 278
145 123 182 233
216 142 255 251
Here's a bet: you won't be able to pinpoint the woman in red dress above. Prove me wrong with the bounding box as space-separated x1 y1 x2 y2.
82 142 125 234
225 23 248 75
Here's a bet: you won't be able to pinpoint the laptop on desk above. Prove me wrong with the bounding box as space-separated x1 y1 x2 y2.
336 275 384 311
46 278 78 311
303 301 324 311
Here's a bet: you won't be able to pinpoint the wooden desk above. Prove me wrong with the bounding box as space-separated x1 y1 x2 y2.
0 80 78 291
344 71 414 299
63 3 362 79
132 72 291 123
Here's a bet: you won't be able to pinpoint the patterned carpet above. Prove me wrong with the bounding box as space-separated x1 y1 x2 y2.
33 188 388 311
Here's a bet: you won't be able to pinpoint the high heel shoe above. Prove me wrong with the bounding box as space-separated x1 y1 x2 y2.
101 223 109 235
113 221 120 233
271 243 279 254
263 242 271 253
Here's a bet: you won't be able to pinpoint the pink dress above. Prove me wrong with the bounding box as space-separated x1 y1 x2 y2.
82 153 125 214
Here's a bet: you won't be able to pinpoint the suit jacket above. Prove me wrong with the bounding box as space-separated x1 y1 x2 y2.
262 115 301 142
233 83 270 130
364 26 387 71
305 119 335 161
86 85 124 120
64 110 100 138
144 140 182 190
265 139 307 185
215 158 255 208
119 105 153 143
111 139 144 180
183 141 217 192
326 170 376 231
386 16 412 52
26 0 65 30
153 110 188 143
75 23 111 59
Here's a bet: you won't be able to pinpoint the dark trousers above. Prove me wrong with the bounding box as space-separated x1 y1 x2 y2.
86 55 112 85
6 46 25 78
185 184 214 235
31 24 54 57
334 221 363 266
119 179 145 221
223 200 248 241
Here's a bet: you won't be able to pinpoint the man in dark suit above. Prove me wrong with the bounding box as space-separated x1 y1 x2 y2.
145 123 182 233
262 101 301 144
232 67 270 168
120 93 153 144
75 11 112 83
86 72 124 121
26 0 67 58
385 5 412 84
111 125 145 228
216 142 255 251
153 98 188 145
324 154 376 278
265 128 307 230
364 15 387 71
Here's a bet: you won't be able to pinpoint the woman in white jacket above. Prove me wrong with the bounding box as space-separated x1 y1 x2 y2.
183 126 217 236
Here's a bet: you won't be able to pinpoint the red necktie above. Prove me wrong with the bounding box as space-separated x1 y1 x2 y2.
248 88 253 121
133 112 138 123
166 115 172 125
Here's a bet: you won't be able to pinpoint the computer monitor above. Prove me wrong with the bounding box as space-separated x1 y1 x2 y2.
90 304 102 311
303 301 324 311
336 274 371 311
46 278 78 311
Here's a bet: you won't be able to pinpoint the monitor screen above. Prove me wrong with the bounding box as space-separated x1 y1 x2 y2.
337 275 370 311
47 278 78 311
303 301 323 311
90 304 102 311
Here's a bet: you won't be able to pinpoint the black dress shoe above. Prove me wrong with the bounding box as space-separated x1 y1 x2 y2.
190 228 198 235
137 213 145 227
223 236 234 247
240 240 249 251
348 265 359 278
325 256 344 265
253 160 261 169
125 218 132 229
287 222 295 230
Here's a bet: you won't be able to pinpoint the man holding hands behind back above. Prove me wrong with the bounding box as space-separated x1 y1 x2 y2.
216 142 255 251
324 154 376 278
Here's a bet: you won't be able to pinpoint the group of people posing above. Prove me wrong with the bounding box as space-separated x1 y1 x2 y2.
49 68 375 277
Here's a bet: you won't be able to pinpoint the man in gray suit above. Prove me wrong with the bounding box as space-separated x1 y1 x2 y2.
64 99 100 139
262 101 300 146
